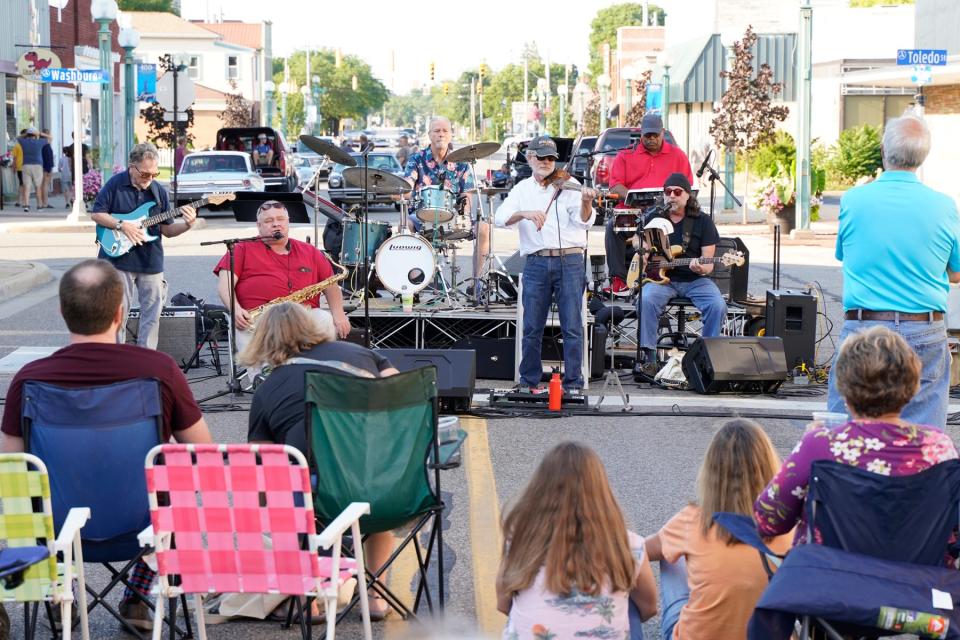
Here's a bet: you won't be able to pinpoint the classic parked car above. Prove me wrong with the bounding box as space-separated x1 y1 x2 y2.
172 151 264 207
326 152 404 209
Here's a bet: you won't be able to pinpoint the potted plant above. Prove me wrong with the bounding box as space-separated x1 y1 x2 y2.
82 170 102 210
752 160 824 233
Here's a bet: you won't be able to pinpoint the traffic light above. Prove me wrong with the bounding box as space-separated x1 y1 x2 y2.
429 62 435 82
443 82 449 96
476 81 483 95
479 63 487 80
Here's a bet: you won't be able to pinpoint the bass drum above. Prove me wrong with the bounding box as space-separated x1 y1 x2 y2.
374 233 436 295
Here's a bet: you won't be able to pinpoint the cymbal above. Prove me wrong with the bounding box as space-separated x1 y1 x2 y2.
445 141 501 164
298 135 357 166
341 166 410 194
480 186 510 195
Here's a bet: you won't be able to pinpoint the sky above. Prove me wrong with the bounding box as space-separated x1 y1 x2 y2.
179 0 679 93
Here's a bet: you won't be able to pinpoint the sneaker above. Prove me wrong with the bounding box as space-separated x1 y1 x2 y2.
602 276 629 297
633 361 659 384
118 597 154 632
23 207 30 212
563 386 582 397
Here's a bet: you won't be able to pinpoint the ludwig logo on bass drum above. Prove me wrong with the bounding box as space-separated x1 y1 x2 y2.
389 243 423 251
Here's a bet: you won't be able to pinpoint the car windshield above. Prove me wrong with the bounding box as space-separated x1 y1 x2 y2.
333 154 400 173
181 155 247 173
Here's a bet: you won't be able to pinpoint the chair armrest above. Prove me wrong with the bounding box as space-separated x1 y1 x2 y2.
53 507 90 553
137 524 155 549
315 502 370 550
713 512 783 558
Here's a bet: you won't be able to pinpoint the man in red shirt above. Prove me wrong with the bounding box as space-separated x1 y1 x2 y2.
214 199 351 354
603 113 693 296
0 258 212 631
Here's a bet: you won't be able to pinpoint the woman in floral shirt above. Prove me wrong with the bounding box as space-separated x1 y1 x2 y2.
755 326 959 544
496 442 658 639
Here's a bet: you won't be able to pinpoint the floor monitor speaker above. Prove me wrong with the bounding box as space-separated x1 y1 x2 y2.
681 336 788 394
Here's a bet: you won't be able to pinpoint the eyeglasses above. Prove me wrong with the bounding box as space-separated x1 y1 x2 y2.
664 187 685 197
131 165 160 179
258 201 285 211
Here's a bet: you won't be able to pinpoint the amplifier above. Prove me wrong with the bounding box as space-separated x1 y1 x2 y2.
126 306 199 368
682 336 788 394
452 337 514 380
765 289 817 371
375 348 476 412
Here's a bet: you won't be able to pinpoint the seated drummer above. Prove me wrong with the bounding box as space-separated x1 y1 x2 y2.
212 200 351 357
634 173 727 383
399 116 490 282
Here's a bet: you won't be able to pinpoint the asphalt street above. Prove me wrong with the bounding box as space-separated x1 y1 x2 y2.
0 189 889 640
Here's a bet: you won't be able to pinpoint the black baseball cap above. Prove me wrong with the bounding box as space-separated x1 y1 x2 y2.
526 135 559 159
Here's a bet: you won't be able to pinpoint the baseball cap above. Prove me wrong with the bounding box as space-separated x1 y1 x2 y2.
640 113 663 135
25 126 38 135
526 135 559 159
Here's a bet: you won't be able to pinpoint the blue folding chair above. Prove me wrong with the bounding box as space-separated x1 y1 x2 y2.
21 379 192 639
717 459 960 640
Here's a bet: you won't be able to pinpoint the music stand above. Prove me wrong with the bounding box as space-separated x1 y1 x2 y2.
231 192 311 223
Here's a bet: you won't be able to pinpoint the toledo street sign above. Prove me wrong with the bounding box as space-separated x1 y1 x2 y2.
897 49 948 66
39 68 110 84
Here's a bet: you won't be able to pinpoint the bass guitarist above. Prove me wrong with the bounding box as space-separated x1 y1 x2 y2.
90 143 197 349
634 173 727 383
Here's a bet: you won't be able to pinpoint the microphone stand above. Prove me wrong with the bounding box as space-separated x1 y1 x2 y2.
361 144 372 348
703 160 740 221
197 234 273 403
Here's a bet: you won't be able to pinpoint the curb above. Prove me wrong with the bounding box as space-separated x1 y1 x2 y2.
0 217 208 234
0 261 54 303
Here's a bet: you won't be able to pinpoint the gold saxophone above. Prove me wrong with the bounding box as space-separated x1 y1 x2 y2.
247 259 349 325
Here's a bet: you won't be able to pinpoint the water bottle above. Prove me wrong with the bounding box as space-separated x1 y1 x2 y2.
548 369 562 411
876 606 949 639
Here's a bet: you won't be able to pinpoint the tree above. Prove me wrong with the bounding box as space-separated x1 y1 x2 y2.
623 69 653 126
139 55 194 150
220 81 254 127
588 3 664 80
383 89 432 129
118 0 178 13
709 26 789 222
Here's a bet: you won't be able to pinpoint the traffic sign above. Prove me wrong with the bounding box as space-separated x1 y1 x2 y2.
39 68 109 84
155 72 195 112
897 49 948 66
162 111 188 123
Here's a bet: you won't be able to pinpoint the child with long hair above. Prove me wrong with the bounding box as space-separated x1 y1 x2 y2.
644 419 792 640
496 441 657 639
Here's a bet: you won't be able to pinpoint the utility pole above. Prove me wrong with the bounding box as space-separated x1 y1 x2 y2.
523 57 529 136
796 1 813 235
469 77 477 140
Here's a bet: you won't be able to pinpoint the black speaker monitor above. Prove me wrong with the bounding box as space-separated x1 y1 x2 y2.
682 336 788 394
126 306 199 368
375 348 476 412
765 289 817 371
452 337 515 380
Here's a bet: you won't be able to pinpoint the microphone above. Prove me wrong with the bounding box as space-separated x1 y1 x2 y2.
642 201 672 226
696 149 714 178
271 231 282 240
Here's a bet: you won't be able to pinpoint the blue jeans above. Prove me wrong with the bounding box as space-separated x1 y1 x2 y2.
827 319 950 429
629 556 689 640
639 278 727 350
520 253 586 389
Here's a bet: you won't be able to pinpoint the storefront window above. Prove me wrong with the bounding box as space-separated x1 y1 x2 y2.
4 76 16 146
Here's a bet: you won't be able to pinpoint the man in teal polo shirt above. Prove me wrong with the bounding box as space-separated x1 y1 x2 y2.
828 115 960 428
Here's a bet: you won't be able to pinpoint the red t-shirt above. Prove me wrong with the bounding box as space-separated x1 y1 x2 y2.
213 238 334 310
609 140 693 191
1 343 203 441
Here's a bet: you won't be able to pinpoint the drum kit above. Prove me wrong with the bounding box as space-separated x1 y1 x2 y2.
318 139 510 309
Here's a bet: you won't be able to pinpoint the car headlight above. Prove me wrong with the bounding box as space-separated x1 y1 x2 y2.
329 176 341 187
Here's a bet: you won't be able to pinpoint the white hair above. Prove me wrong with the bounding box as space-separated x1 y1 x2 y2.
882 115 930 170
129 142 159 164
428 116 451 130
311 309 338 343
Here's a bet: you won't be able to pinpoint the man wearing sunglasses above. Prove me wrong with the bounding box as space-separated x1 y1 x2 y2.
603 113 693 297
634 173 726 383
213 200 351 353
90 143 197 349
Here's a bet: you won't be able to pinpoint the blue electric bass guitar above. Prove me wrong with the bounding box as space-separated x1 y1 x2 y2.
95 192 236 258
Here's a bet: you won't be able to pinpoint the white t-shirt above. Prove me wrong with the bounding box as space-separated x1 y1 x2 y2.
494 176 596 256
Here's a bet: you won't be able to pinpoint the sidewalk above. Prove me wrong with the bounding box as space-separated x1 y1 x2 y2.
0 260 53 303
0 200 207 234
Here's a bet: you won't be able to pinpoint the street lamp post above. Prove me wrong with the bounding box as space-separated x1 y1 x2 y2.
300 85 310 135
312 74 321 134
557 84 568 137
536 78 548 134
597 74 611 131
91 0 118 177
118 24 139 155
278 81 289 138
263 80 275 128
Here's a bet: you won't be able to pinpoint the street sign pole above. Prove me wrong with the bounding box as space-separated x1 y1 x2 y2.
173 62 179 204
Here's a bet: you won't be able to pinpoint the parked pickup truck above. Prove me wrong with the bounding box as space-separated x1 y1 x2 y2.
214 127 298 192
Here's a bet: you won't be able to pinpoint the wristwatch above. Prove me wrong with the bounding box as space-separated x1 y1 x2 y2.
115 219 123 231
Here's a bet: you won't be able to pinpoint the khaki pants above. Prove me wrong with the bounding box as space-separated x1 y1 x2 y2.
21 164 43 202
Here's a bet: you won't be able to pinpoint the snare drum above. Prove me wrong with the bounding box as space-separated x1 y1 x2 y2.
340 220 391 266
374 233 436 294
416 186 457 224
613 209 642 233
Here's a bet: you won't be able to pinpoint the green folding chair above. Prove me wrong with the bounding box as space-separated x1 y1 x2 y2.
304 366 445 621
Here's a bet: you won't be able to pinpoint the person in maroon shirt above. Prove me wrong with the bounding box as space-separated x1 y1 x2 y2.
0 259 212 631
214 199 351 355
603 113 693 296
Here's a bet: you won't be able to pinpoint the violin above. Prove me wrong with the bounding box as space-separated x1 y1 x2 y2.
541 167 621 202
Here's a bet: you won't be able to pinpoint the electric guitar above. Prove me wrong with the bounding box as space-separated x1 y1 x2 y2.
95 192 236 258
641 246 745 286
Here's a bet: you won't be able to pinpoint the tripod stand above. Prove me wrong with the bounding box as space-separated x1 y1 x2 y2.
197 233 273 403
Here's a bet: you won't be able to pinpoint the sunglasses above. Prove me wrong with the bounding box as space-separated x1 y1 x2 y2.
131 165 160 179
664 187 685 197
258 201 285 211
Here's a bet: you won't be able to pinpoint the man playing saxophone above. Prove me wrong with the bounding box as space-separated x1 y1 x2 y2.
213 200 351 353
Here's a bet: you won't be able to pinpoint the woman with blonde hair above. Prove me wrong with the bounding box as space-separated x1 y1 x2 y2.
645 419 792 640
240 302 399 620
755 325 958 545
496 441 657 639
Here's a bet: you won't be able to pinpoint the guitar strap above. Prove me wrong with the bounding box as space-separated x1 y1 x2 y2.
681 216 695 255
149 179 163 228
